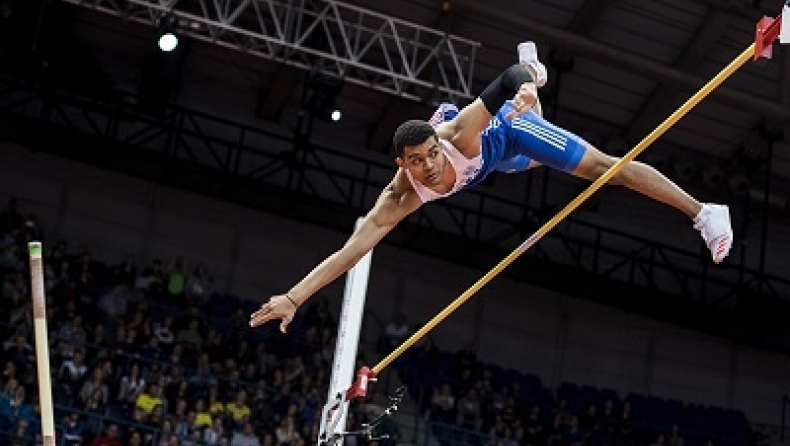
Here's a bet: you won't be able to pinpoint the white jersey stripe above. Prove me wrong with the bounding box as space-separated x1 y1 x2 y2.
511 121 567 150
518 120 568 144
513 124 567 149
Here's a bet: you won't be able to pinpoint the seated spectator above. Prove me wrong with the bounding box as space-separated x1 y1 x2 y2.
6 290 31 332
207 385 227 418
83 389 110 435
128 430 145 446
135 383 165 415
383 313 410 351
274 417 300 446
546 413 564 446
430 383 456 423
619 401 635 445
79 368 109 407
225 390 252 427
148 404 166 429
139 335 165 362
0 377 19 402
172 397 190 420
524 405 545 446
0 242 23 273
182 426 204 446
234 338 255 366
176 318 203 353
157 419 176 446
97 287 131 324
203 328 225 364
194 399 213 428
1 361 17 385
9 418 32 446
0 384 32 422
190 354 218 391
117 362 146 406
135 258 165 292
59 349 88 396
223 309 248 345
113 254 137 288
456 388 482 431
411 336 441 370
168 343 190 370
3 333 34 375
489 415 509 443
651 433 668 446
233 422 261 446
154 316 176 348
283 356 305 387
165 378 191 412
562 414 586 446
204 417 226 446
141 362 166 388
61 411 85 444
185 263 212 305
173 408 195 438
125 309 151 344
88 323 111 347
90 423 124 446
667 424 684 446
160 433 181 446
254 344 280 380
166 256 187 299
240 363 260 386
57 313 87 344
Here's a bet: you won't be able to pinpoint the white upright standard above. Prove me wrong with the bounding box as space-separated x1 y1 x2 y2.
319 218 373 446
29 242 56 446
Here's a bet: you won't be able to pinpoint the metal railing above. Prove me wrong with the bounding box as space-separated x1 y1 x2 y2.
60 0 479 104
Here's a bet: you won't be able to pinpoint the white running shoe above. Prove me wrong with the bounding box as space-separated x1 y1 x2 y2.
693 204 733 264
517 41 548 88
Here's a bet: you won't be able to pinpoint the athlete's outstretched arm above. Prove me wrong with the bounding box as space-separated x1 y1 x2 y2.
250 173 423 333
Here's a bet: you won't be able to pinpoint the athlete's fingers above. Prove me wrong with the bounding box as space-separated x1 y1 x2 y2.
250 307 267 321
280 315 291 334
250 302 272 327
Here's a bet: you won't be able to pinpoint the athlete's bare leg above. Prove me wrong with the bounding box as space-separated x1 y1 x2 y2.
570 144 732 263
571 143 700 218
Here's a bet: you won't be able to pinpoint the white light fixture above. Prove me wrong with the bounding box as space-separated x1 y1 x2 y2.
330 110 342 122
157 13 179 52
158 33 178 52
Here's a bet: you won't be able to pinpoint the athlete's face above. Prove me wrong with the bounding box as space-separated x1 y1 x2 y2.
396 135 447 187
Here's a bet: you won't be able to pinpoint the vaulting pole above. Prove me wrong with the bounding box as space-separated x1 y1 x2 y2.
372 43 757 375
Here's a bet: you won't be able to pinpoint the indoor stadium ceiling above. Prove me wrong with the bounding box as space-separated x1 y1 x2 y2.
3 0 789 197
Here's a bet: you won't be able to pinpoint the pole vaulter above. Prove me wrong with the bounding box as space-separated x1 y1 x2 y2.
314 8 788 446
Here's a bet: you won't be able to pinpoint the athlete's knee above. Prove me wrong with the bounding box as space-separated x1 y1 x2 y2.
579 151 640 186
578 150 617 179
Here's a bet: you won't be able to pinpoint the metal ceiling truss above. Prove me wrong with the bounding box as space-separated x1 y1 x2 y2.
1 78 789 313
62 0 479 104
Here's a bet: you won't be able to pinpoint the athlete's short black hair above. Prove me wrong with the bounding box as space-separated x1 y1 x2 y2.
393 120 436 157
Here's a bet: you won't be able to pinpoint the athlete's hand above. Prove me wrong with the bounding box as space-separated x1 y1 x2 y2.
249 294 297 333
506 82 538 120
